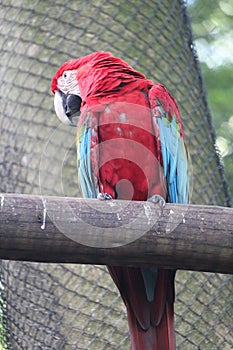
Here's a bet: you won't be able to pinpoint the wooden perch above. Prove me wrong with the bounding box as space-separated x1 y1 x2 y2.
0 193 232 274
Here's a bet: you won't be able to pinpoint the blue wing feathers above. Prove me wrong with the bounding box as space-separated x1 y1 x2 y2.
78 125 98 198
157 116 188 204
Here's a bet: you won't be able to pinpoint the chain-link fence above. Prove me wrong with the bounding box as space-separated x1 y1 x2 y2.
0 0 232 349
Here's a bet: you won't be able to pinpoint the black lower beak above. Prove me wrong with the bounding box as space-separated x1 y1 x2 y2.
62 93 82 119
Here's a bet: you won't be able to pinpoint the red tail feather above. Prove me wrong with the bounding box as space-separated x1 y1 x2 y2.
127 302 175 350
108 267 176 350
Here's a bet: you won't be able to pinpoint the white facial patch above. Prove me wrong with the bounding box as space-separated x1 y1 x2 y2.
57 69 81 96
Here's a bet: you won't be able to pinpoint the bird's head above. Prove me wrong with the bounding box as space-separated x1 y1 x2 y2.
51 59 83 126
51 51 147 126
51 51 114 126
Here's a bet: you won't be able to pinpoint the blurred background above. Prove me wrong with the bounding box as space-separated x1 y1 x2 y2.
188 0 233 199
0 1 232 349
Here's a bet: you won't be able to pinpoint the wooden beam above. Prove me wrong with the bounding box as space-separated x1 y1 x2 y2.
0 193 232 274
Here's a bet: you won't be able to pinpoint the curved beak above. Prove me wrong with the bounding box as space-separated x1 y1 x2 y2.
54 90 82 126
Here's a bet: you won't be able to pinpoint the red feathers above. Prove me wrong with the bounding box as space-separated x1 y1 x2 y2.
51 51 149 100
52 52 188 349
109 267 176 350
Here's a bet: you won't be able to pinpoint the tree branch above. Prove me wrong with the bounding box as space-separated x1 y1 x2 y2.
0 193 232 274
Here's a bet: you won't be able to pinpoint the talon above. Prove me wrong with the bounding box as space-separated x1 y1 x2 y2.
104 193 112 200
148 194 166 208
97 193 112 200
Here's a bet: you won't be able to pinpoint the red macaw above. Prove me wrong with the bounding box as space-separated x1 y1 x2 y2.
51 51 189 349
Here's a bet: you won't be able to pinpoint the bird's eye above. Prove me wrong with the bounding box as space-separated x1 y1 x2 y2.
63 71 68 79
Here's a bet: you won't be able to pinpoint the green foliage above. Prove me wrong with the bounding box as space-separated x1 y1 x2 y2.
189 0 233 43
188 0 233 200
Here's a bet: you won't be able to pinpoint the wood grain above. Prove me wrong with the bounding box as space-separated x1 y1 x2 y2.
0 193 232 274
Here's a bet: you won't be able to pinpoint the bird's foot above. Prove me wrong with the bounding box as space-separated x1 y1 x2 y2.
148 194 166 209
97 193 113 200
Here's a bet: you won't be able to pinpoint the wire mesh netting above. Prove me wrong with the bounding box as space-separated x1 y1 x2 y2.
0 0 232 349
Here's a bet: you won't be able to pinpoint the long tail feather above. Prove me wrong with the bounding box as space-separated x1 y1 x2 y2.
108 266 176 350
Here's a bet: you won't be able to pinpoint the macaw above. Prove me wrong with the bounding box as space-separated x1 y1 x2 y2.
51 51 189 349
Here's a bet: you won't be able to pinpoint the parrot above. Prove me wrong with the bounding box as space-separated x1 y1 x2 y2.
51 51 189 349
